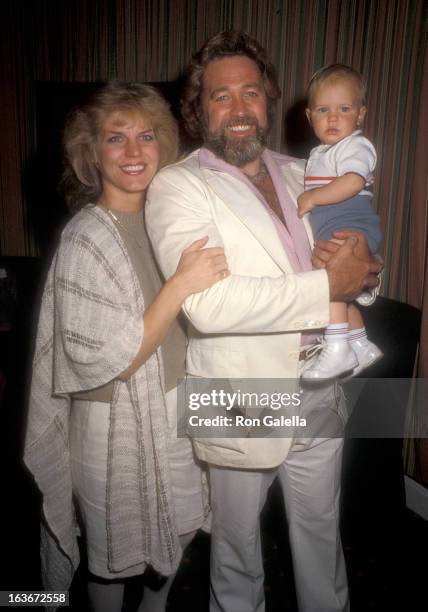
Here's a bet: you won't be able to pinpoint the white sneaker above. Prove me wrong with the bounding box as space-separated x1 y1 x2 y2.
301 342 358 381
348 339 383 377
355 290 377 306
355 260 383 306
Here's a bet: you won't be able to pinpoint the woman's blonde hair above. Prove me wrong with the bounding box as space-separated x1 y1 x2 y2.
62 81 178 210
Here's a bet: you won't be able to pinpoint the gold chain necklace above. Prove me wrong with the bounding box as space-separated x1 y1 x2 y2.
105 208 146 249
247 162 269 184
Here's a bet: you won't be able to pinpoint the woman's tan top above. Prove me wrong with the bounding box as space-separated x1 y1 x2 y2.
74 207 186 402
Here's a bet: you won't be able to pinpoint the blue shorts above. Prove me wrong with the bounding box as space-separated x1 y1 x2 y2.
309 194 382 253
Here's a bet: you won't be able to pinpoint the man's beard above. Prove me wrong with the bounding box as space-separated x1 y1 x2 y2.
203 116 269 167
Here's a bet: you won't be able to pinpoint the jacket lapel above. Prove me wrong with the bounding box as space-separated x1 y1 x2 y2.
203 169 294 273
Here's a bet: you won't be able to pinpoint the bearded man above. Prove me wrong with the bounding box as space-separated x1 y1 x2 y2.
146 31 381 612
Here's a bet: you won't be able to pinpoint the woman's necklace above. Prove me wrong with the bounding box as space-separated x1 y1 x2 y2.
105 207 146 249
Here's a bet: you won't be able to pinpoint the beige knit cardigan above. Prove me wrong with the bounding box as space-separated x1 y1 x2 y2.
24 205 181 593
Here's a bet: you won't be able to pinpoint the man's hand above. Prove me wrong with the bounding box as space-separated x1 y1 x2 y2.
312 239 340 268
297 191 315 218
313 231 383 301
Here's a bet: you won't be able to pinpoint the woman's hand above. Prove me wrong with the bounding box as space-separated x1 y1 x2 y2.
118 237 229 380
170 236 230 299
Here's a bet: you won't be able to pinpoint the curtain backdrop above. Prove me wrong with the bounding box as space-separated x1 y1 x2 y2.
1 0 427 373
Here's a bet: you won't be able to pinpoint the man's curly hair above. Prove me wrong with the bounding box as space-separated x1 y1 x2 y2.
181 31 281 138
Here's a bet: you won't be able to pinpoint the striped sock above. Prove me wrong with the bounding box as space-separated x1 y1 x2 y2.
349 327 368 343
324 322 349 344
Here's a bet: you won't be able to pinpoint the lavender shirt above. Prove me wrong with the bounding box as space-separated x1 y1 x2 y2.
199 147 313 273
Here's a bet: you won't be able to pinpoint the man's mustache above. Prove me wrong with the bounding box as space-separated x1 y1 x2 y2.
221 116 259 130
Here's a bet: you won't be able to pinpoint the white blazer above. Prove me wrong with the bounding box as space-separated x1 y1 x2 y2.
146 149 330 468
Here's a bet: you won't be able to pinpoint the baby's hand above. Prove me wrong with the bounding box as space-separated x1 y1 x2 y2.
297 192 315 218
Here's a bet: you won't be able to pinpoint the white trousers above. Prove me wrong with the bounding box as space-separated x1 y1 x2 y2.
209 387 349 612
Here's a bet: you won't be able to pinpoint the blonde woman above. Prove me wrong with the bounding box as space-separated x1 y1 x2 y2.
24 82 229 611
